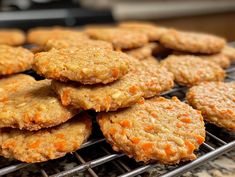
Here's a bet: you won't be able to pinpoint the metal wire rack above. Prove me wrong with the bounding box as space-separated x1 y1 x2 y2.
0 60 234 177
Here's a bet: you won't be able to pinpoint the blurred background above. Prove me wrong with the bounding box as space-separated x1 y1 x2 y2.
1 0 235 40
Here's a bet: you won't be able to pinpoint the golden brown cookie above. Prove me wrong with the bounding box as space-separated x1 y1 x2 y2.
51 58 173 112
221 45 235 62
0 79 78 131
84 27 148 50
27 27 88 46
173 51 231 69
124 43 157 60
186 82 235 131
200 53 231 69
160 29 225 54
119 22 168 41
0 112 92 163
45 38 113 51
33 48 130 84
0 74 35 102
161 55 225 87
0 29 25 46
0 45 34 75
97 97 205 164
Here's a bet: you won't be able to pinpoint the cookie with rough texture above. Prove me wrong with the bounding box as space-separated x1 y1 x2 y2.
45 38 113 51
160 29 225 54
34 48 129 84
0 112 92 163
0 45 34 75
222 45 235 62
51 58 173 112
186 82 235 131
97 97 205 164
125 43 158 60
0 74 35 102
0 29 25 46
173 51 231 69
119 22 168 41
200 53 231 68
84 27 148 50
0 79 78 131
161 55 225 86
27 27 87 46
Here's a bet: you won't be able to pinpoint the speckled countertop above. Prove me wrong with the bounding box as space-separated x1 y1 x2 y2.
147 150 235 177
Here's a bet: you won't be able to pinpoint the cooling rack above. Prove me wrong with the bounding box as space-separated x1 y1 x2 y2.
0 56 234 177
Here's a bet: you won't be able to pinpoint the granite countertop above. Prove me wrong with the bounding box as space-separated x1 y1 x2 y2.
147 149 235 177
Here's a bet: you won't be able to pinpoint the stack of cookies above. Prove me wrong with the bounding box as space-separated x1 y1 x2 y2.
0 23 234 166
30 25 204 165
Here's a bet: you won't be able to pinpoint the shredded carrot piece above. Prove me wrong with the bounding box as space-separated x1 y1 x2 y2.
61 89 70 106
55 133 65 139
54 141 66 151
119 120 131 128
137 99 145 104
165 144 174 155
34 111 41 122
185 140 195 153
194 135 205 145
129 86 138 94
142 142 153 151
151 112 158 118
112 68 119 78
52 70 60 77
3 140 16 148
144 125 154 131
120 129 126 135
176 122 183 128
226 109 233 115
43 61 49 66
131 137 140 144
0 96 8 103
6 68 13 75
109 128 117 135
181 118 191 123
29 140 41 149
104 96 111 103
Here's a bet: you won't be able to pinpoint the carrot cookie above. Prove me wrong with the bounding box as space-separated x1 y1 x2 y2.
161 55 225 86
119 22 168 41
0 45 34 75
0 79 78 131
84 27 148 50
34 48 129 84
27 27 88 46
0 112 92 163
221 45 235 62
0 29 25 46
186 82 235 131
51 58 173 112
124 43 157 60
45 38 113 51
173 51 231 68
0 74 35 102
97 97 205 164
160 29 225 54
200 53 231 68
